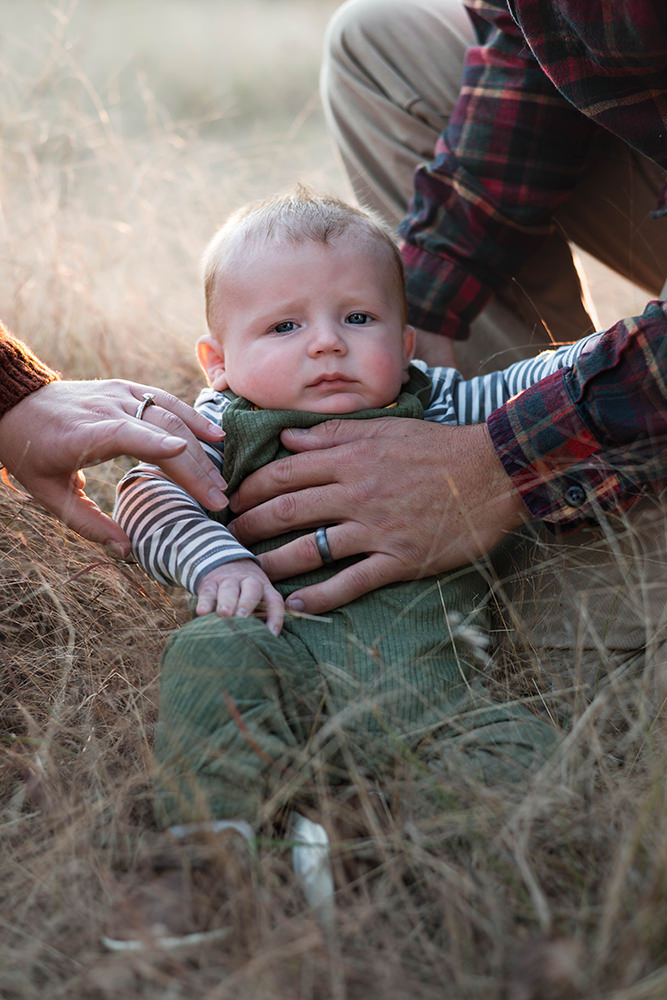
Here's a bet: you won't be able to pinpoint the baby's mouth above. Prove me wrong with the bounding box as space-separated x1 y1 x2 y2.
310 374 353 387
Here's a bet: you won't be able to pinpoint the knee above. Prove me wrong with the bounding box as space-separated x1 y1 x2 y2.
322 0 405 99
160 615 281 701
325 0 400 55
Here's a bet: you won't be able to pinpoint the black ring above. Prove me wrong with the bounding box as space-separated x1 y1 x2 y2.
315 526 334 566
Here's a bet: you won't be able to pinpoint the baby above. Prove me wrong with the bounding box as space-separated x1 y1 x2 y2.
115 187 593 920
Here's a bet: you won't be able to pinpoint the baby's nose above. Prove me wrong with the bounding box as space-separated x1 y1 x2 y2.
308 323 347 353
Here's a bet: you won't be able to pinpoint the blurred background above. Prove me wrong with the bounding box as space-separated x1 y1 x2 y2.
0 0 349 391
1 0 647 384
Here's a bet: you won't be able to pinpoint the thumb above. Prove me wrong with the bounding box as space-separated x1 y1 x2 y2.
83 421 188 466
281 417 382 453
39 480 131 556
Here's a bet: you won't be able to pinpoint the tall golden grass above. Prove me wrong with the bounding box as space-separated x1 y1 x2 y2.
1 3 665 998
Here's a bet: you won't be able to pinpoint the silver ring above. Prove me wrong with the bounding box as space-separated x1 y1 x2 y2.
315 526 334 566
134 393 156 420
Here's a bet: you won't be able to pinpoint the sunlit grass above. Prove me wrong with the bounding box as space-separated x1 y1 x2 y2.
1 4 665 998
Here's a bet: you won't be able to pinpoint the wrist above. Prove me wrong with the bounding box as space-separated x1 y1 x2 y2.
0 326 59 420
477 423 529 534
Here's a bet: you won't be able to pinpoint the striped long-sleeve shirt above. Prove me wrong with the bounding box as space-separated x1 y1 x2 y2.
398 0 667 527
114 336 594 595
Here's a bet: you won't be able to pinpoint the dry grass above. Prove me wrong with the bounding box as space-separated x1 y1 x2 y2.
2 485 665 999
1 3 666 998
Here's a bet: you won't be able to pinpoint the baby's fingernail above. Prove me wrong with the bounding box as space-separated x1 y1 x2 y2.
208 487 228 509
270 624 281 636
237 607 248 618
286 598 305 612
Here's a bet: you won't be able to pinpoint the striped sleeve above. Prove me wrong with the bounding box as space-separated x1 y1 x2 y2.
421 332 599 425
113 391 258 595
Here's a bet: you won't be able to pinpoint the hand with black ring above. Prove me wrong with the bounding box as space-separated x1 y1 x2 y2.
229 417 528 615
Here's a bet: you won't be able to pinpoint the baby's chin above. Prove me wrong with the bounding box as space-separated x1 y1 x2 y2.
246 389 393 413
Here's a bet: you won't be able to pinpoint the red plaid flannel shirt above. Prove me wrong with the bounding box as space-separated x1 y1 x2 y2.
398 0 666 525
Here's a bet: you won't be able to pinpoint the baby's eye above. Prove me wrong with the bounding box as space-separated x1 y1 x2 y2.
346 312 372 325
272 320 298 334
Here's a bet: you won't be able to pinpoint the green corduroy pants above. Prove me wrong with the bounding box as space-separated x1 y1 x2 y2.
154 372 558 827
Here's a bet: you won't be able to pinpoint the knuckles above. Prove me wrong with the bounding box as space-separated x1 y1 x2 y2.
268 455 300 490
153 408 186 435
271 491 300 526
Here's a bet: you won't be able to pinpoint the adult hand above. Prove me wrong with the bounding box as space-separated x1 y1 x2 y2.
229 418 530 614
0 379 227 555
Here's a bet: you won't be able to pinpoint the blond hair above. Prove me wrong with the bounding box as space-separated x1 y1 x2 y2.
202 185 406 331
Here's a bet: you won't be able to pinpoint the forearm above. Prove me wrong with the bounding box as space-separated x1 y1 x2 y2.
114 467 256 593
398 0 595 339
0 322 59 421
452 332 602 423
488 302 667 525
421 332 599 426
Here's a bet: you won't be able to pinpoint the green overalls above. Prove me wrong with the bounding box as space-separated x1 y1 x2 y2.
154 368 557 827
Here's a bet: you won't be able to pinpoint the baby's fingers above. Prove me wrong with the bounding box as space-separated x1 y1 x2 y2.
195 575 221 617
215 576 264 619
195 565 284 633
262 585 285 637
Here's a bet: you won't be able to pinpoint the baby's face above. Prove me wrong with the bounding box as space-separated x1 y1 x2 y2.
202 232 414 413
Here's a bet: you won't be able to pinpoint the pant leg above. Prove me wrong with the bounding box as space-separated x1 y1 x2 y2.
491 497 667 718
289 570 560 782
321 0 667 374
153 615 325 828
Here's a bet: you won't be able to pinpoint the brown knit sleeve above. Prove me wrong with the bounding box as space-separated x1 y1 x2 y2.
0 320 59 419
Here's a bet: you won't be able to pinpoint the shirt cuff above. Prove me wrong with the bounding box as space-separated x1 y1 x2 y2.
0 325 59 419
399 241 492 340
487 368 636 528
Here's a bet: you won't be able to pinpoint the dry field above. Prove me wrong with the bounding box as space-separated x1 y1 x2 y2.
1 3 665 998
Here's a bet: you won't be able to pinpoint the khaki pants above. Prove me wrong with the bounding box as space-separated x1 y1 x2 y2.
321 0 667 699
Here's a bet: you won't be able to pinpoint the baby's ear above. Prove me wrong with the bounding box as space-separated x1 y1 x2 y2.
403 324 416 361
401 325 416 380
196 334 229 391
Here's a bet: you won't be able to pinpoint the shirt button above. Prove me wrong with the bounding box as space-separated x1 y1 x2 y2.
564 483 586 508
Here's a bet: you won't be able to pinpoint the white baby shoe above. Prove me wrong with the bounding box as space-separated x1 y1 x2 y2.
290 812 335 929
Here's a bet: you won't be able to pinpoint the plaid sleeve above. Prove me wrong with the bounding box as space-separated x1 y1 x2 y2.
487 301 667 526
397 0 597 339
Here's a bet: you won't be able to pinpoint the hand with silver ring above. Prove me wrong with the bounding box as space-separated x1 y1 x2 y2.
315 526 335 566
0 377 228 556
134 392 157 420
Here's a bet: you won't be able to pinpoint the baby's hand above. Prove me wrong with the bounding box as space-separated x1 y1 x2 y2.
196 560 284 635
